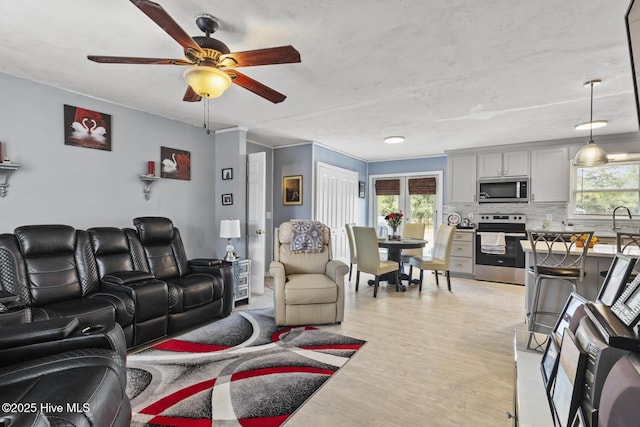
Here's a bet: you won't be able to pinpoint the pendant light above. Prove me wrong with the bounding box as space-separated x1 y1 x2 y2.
572 79 608 166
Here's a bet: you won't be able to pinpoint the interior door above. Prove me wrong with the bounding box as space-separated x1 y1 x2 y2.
315 162 358 262
247 152 266 294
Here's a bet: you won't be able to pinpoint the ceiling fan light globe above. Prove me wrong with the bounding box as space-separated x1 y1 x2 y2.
183 66 231 98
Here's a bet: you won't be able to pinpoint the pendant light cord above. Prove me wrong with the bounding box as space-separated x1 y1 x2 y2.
589 81 594 142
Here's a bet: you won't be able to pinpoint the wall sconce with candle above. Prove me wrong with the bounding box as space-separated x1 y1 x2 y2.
0 142 21 197
139 160 159 200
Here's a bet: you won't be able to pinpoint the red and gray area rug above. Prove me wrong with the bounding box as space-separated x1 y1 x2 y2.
126 308 365 426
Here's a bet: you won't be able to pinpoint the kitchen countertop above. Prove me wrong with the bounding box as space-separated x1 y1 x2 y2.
519 241 640 257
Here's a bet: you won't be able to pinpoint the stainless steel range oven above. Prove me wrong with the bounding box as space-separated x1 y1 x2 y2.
475 214 527 285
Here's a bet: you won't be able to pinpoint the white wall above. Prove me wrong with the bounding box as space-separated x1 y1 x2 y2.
0 72 219 258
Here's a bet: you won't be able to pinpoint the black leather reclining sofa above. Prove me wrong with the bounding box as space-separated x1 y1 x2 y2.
0 217 235 426
0 216 233 349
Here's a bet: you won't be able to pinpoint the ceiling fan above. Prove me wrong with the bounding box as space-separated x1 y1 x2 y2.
88 0 301 104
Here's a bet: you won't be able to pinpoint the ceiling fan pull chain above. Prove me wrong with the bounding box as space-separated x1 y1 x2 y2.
206 98 211 134
202 98 206 130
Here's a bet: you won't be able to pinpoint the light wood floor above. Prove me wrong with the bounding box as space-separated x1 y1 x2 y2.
241 271 525 427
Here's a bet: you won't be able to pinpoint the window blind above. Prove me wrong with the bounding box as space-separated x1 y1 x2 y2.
375 179 400 195
408 177 436 195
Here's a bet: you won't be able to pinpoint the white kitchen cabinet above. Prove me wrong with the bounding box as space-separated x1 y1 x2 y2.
450 229 475 275
530 147 569 203
478 151 529 178
448 155 477 203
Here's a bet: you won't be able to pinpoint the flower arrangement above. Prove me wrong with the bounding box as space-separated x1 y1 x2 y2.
385 212 404 230
571 233 599 248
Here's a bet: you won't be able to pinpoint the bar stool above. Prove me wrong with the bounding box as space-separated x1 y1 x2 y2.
527 230 593 333
599 232 640 282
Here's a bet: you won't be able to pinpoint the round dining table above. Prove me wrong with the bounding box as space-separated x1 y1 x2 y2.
374 237 428 291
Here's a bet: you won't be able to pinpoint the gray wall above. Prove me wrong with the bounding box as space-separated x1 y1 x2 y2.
213 128 247 259
273 143 313 227
0 72 218 258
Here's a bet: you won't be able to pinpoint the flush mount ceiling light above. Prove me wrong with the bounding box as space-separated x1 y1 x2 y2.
384 136 405 144
572 79 608 166
575 120 608 130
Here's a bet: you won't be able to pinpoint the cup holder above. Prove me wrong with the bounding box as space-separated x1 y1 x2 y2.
81 324 105 334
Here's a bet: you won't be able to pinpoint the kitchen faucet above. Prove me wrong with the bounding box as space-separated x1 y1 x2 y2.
613 206 632 230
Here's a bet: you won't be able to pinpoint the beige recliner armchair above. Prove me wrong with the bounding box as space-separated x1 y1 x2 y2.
269 221 349 326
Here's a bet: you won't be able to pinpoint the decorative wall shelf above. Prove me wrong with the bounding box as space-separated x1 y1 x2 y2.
0 163 20 198
139 175 160 201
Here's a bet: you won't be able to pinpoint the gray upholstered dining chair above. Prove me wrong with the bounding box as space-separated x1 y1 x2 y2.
352 226 400 297
408 225 456 291
401 222 426 278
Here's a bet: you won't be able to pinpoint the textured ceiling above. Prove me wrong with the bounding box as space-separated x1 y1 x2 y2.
0 0 638 161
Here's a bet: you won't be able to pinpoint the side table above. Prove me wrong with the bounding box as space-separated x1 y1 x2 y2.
223 258 251 306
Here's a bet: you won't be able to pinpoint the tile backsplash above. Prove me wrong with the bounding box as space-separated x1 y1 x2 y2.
443 202 640 237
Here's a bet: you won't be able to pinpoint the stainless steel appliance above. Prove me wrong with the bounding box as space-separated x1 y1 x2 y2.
475 214 527 285
478 178 529 203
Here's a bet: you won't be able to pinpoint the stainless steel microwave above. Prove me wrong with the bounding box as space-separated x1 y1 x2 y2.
478 178 529 203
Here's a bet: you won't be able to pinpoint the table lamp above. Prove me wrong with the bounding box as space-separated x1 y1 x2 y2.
220 219 241 261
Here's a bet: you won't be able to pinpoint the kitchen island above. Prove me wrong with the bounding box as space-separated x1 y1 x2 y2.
520 240 640 332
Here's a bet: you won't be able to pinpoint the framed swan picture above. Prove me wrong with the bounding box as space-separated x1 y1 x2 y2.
160 146 191 180
63 104 112 151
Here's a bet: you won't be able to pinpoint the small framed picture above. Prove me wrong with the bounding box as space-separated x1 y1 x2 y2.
598 253 636 306
283 175 302 205
222 168 233 180
541 337 560 394
221 193 233 206
552 330 587 427
359 181 365 198
552 292 587 346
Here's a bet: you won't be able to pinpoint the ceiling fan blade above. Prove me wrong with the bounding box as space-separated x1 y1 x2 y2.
88 55 192 65
130 0 204 55
183 86 202 102
229 70 287 103
220 45 301 68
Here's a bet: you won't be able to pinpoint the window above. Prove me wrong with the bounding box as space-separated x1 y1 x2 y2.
572 161 640 216
372 175 441 254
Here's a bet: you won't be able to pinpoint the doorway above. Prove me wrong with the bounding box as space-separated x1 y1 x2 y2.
247 152 266 294
371 172 443 253
315 162 359 262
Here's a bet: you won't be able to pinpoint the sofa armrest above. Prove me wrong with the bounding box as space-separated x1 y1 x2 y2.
188 260 233 317
0 290 19 305
90 286 135 327
0 317 79 349
0 320 127 366
269 261 286 287
102 270 155 285
269 261 286 325
189 258 224 267
326 260 349 285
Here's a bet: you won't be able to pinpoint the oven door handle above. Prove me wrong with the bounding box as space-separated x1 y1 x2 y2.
476 232 527 238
